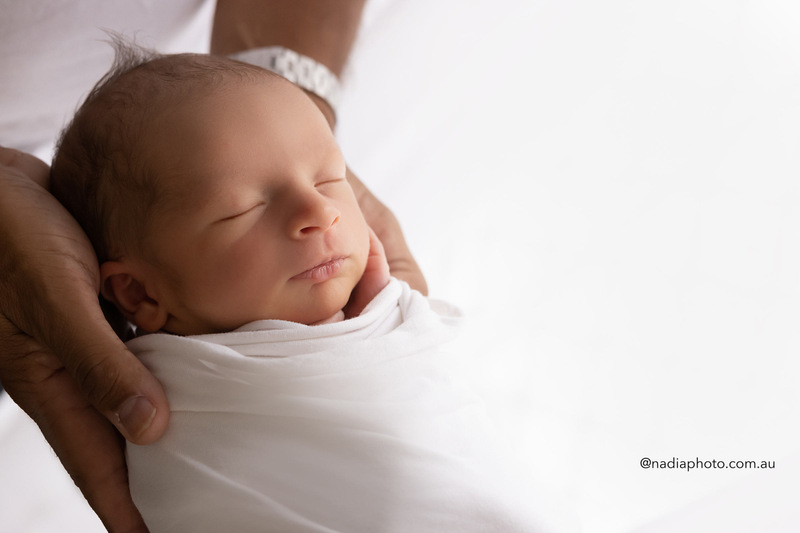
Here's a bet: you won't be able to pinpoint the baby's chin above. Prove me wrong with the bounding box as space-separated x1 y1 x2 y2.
310 309 346 325
162 275 361 334
286 279 359 325
165 303 349 334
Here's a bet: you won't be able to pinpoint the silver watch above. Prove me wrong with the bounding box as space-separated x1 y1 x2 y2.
229 46 342 117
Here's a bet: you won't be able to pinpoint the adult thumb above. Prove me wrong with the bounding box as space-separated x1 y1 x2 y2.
45 289 170 445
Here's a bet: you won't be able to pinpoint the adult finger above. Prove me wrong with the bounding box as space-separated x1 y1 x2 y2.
0 315 150 533
0 146 49 188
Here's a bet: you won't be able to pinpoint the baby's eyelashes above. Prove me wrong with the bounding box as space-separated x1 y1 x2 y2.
215 202 267 223
314 176 346 188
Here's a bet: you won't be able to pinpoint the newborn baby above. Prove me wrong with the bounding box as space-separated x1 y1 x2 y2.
53 44 386 335
51 43 555 532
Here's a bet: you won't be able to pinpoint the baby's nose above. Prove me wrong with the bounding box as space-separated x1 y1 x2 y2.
289 194 341 237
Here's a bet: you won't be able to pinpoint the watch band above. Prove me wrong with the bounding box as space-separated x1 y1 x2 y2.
228 46 342 117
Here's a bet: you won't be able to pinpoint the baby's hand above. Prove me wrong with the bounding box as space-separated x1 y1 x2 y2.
344 227 391 318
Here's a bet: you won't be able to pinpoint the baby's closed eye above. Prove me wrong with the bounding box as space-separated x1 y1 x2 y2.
314 176 346 188
215 202 267 223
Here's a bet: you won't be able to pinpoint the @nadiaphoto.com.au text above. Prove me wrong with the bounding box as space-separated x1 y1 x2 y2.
640 457 775 472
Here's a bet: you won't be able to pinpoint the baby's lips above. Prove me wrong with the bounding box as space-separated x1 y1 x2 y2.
291 256 346 281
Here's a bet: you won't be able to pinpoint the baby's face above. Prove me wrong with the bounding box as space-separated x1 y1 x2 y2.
137 75 369 334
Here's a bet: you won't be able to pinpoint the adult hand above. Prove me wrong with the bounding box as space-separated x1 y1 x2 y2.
0 146 170 532
346 167 428 295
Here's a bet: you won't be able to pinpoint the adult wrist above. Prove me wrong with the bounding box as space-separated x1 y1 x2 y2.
228 46 341 127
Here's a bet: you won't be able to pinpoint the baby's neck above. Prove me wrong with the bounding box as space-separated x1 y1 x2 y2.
310 309 345 326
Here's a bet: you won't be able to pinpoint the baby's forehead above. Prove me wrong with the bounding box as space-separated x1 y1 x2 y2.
118 55 275 104
102 55 310 212
99 55 283 166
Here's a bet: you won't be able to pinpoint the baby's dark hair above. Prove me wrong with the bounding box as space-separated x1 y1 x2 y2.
51 36 274 263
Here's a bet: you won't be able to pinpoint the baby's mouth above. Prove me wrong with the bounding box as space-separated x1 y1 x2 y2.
291 257 345 281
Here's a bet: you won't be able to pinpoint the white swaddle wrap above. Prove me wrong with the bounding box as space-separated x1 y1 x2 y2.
126 279 547 532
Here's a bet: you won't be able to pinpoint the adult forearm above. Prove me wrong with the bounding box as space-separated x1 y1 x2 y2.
211 0 367 76
212 0 366 127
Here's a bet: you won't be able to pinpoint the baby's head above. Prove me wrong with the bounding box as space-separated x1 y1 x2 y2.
52 41 370 335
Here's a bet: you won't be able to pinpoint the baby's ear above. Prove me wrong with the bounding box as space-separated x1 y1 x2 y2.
100 261 168 333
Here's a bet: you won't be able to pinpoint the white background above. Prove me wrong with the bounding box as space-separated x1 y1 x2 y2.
2 0 800 531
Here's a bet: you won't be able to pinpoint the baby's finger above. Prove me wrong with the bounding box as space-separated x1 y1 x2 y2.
364 226 390 280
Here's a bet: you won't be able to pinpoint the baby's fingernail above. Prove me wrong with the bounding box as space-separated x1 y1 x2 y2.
118 396 156 439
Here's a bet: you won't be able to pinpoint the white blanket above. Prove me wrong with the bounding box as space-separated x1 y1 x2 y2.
126 279 550 532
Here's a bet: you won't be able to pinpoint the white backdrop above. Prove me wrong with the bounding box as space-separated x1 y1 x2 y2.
2 0 800 531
